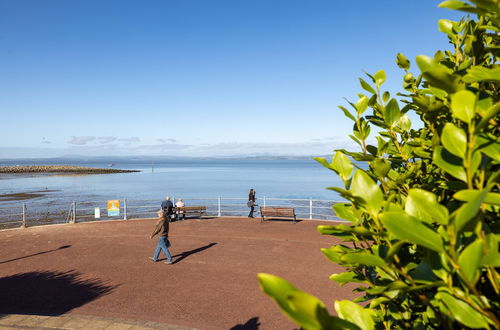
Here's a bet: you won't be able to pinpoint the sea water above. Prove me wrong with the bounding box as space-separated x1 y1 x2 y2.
0 159 345 225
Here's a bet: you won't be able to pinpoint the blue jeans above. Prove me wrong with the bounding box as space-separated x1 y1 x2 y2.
153 236 172 262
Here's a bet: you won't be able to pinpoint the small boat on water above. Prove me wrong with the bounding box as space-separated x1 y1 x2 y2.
108 163 116 167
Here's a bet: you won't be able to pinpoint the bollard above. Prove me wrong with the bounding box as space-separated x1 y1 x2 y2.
217 196 221 217
123 198 127 220
21 203 26 228
71 201 76 223
309 198 313 220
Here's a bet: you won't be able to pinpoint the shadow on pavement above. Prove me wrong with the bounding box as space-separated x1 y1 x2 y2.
0 245 71 265
0 270 116 316
172 242 218 264
230 317 261 329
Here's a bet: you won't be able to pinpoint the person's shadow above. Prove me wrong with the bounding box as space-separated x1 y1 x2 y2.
171 242 217 264
0 245 71 265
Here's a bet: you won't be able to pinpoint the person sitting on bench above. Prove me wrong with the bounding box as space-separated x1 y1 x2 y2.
175 198 186 220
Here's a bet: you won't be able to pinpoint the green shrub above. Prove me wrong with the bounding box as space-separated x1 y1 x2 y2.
258 1 499 329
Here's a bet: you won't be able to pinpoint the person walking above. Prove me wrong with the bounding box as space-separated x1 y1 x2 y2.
175 198 185 220
247 188 256 218
150 210 173 264
161 196 174 219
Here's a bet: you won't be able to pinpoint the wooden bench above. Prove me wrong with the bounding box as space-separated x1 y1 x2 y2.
173 206 206 220
260 207 296 223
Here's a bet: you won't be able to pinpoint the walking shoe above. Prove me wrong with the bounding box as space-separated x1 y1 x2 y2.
149 257 157 262
164 261 172 265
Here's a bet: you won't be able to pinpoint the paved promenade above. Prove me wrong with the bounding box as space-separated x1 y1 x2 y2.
0 217 356 329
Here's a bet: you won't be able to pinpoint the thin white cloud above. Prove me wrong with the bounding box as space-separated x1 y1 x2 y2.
98 136 117 144
118 137 140 143
68 136 96 145
157 138 177 143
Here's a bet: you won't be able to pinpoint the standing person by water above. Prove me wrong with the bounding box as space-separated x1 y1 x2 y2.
175 198 185 220
161 196 174 219
247 188 256 218
149 210 173 264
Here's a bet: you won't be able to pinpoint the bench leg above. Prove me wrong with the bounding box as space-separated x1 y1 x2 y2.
260 215 264 223
293 216 296 223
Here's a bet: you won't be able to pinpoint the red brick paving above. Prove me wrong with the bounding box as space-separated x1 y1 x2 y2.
0 217 357 329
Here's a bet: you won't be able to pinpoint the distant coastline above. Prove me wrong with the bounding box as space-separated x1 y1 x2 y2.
0 165 139 174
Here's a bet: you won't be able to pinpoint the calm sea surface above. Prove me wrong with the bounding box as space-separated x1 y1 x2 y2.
0 159 345 224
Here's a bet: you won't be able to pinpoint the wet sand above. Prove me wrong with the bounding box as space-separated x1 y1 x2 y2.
0 190 60 201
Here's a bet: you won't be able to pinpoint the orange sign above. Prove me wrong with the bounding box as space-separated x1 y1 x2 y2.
107 200 120 216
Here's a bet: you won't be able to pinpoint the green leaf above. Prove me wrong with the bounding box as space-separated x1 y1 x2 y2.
333 203 359 224
423 68 463 94
436 291 489 329
329 272 366 285
451 90 476 124
373 70 386 87
438 19 454 35
396 114 412 131
335 300 375 330
482 233 500 267
359 78 376 94
339 105 356 122
384 99 401 127
454 188 488 232
416 55 434 73
458 240 483 285
476 134 500 161
332 151 354 181
258 273 359 330
405 189 449 225
463 66 500 83
370 158 391 178
438 1 469 10
454 190 500 205
433 146 466 182
356 96 369 115
313 157 334 171
350 170 383 215
380 211 444 252
441 123 467 158
340 252 388 268
396 53 410 70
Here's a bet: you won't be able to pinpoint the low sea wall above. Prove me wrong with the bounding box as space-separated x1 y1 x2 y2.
0 165 139 174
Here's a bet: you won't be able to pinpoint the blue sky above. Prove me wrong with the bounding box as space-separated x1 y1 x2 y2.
0 0 463 158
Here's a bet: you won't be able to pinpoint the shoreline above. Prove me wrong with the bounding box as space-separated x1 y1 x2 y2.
0 165 140 174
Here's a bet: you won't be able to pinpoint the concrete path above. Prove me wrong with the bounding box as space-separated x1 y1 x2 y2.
0 217 356 329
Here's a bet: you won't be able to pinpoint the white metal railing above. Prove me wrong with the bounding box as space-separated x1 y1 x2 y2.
0 196 343 229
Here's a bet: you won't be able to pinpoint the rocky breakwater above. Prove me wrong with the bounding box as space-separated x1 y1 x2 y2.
0 165 140 174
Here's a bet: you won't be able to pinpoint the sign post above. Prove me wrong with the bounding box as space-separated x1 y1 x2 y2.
107 200 120 217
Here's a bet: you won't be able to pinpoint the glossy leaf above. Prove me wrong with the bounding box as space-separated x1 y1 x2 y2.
454 190 500 205
463 66 500 83
441 123 467 158
340 252 387 268
455 188 488 232
371 158 391 178
458 240 483 284
329 272 366 285
373 70 386 87
451 90 476 124
335 300 375 330
359 78 376 94
396 53 410 70
332 151 354 182
438 19 454 35
384 99 401 127
350 170 383 215
433 146 466 182
258 273 359 330
436 291 489 328
333 203 359 223
356 96 369 115
405 189 448 225
380 211 444 252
